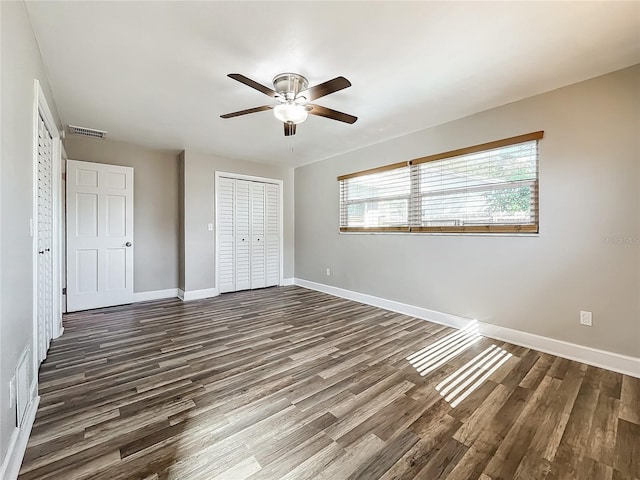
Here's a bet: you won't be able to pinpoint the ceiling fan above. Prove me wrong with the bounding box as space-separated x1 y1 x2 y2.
220 73 357 136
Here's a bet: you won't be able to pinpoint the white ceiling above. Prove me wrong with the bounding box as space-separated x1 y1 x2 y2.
26 1 640 167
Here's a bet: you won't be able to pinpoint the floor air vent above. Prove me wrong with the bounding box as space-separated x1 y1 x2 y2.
68 124 107 139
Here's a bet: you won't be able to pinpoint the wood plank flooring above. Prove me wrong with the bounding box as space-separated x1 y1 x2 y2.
19 286 640 480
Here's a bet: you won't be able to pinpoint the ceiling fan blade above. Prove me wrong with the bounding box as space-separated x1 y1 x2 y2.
308 104 357 124
300 77 351 101
228 73 278 98
220 105 273 119
284 122 297 136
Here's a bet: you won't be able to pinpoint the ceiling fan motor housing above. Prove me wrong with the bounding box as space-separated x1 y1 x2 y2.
273 73 309 100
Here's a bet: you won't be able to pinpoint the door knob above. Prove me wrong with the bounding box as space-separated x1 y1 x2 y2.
125 242 132 247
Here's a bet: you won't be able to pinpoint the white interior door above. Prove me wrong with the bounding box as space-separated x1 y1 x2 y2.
66 160 134 311
36 113 54 363
250 182 266 289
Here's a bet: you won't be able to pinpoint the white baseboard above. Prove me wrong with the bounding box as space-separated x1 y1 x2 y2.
178 288 219 301
293 278 640 378
133 288 179 303
294 278 472 330
54 326 64 339
281 278 295 286
478 322 640 378
0 396 40 480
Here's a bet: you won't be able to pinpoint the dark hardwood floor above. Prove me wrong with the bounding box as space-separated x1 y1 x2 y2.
19 286 640 480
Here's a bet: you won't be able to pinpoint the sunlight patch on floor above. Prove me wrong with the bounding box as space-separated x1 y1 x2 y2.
436 344 512 407
406 322 482 376
406 322 513 408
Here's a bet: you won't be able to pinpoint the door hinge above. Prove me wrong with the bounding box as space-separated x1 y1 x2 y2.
62 287 67 295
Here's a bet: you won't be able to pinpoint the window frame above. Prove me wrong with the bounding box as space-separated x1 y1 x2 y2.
338 131 543 234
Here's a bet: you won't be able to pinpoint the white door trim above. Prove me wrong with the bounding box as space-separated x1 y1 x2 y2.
32 79 62 381
214 171 284 294
60 143 67 316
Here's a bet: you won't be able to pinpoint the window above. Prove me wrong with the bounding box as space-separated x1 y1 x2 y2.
339 163 411 231
339 131 542 233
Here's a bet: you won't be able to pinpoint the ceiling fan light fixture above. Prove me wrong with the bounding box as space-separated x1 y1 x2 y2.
222 73 357 136
273 103 308 124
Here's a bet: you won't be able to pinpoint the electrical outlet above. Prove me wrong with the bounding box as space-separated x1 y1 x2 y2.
580 310 592 326
326 268 331 276
207 223 213 232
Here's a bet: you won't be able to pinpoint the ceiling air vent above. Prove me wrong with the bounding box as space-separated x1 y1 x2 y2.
68 125 107 139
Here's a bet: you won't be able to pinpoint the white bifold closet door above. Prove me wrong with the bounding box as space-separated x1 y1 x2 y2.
235 180 251 291
265 183 280 286
217 177 235 294
218 177 280 293
250 182 266 289
37 112 54 364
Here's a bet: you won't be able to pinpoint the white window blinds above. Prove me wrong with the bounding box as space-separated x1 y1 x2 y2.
339 164 411 231
339 132 542 233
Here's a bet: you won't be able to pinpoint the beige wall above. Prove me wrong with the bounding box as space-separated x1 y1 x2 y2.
295 65 640 357
0 0 62 465
182 151 294 292
64 136 180 292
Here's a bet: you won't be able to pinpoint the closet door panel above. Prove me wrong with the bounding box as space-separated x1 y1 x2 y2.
235 180 251 291
265 183 280 286
250 182 266 289
217 176 280 294
218 177 236 293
